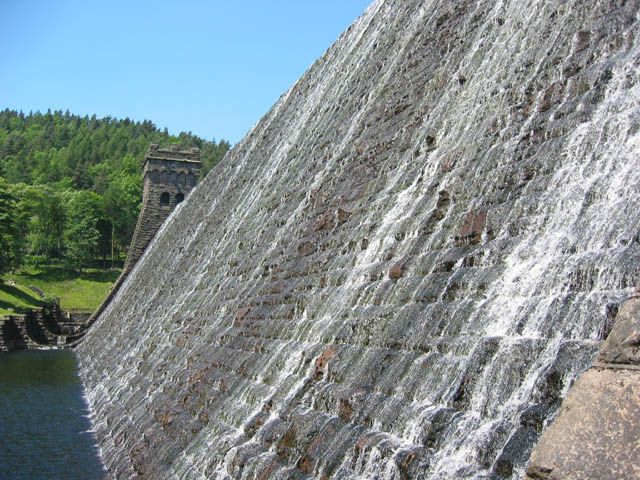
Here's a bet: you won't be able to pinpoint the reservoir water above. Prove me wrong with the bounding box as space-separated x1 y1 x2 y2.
0 350 105 480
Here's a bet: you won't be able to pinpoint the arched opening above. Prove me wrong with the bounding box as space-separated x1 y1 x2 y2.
175 193 185 205
160 192 170 206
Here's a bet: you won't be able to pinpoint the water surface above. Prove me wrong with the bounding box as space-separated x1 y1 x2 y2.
0 350 105 480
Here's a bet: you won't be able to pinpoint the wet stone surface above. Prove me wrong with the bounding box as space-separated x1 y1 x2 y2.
78 0 640 478
598 296 640 366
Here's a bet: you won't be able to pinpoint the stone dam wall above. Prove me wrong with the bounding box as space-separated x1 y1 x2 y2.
78 0 640 478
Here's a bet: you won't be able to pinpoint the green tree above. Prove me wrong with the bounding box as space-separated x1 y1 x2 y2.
90 154 142 265
63 190 102 271
7 183 34 267
0 178 17 275
0 108 232 270
102 175 140 263
21 186 66 261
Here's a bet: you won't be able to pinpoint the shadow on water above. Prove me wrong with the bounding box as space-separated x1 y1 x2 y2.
0 350 106 479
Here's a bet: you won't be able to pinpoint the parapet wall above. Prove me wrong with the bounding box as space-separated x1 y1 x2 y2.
147 143 201 162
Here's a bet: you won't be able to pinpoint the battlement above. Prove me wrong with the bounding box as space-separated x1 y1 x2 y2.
147 143 201 163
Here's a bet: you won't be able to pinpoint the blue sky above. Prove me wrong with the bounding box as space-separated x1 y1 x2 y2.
0 1 372 144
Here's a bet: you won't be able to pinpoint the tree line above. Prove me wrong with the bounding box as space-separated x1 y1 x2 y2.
0 109 230 273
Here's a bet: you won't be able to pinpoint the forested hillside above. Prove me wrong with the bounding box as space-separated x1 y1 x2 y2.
0 109 230 273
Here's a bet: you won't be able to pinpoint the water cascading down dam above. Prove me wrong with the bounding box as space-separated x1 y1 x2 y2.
77 0 640 478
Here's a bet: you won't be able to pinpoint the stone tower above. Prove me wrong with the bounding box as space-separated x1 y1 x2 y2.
124 144 202 272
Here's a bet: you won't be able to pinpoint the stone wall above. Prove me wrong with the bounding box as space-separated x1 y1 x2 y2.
77 1 640 478
0 304 80 352
0 316 32 351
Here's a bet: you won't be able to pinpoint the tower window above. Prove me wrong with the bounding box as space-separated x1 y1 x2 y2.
160 192 170 206
176 193 185 204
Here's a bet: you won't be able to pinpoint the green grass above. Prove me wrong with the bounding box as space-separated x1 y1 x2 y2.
1 265 121 315
0 282 44 315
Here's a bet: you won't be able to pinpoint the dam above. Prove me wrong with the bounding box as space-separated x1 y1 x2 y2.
77 0 640 478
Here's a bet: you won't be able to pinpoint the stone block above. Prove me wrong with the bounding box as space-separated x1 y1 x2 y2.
598 297 640 366
525 368 640 480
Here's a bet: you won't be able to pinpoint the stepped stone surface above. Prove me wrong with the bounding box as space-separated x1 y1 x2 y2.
0 305 82 351
77 0 640 478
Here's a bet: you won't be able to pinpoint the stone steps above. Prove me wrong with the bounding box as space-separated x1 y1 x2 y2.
0 306 89 352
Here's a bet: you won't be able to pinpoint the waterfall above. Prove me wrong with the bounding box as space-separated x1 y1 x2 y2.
78 0 640 478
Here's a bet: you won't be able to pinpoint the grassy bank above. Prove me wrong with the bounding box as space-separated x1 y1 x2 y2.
1 266 121 316
0 283 44 315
